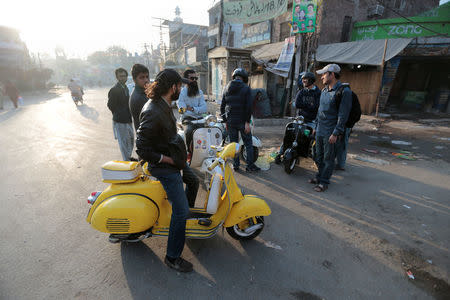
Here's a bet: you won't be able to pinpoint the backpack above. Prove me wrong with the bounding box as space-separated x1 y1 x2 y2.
335 83 361 128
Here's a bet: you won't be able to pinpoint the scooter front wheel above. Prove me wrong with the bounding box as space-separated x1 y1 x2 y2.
226 216 264 240
284 157 297 174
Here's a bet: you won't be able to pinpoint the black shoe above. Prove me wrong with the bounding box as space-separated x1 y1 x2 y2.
274 154 282 165
246 165 261 172
129 157 138 161
164 256 193 273
233 166 240 171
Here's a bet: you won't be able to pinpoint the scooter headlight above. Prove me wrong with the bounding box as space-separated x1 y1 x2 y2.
206 115 217 124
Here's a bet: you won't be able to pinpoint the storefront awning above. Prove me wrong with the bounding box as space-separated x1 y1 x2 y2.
316 38 413 66
251 41 285 63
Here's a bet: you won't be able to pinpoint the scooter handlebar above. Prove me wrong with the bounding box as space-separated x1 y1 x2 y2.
207 159 220 171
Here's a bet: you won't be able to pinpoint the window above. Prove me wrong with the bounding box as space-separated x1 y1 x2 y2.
340 16 352 42
280 21 290 42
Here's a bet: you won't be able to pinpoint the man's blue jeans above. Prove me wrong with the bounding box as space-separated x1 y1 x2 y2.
314 135 337 185
228 124 254 168
335 127 351 169
154 171 189 259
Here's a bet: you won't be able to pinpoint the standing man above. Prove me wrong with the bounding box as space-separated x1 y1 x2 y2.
129 64 150 132
136 68 193 272
220 68 260 172
107 68 135 161
177 69 207 154
310 64 352 192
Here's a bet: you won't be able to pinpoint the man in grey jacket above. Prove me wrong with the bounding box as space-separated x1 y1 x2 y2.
310 64 352 192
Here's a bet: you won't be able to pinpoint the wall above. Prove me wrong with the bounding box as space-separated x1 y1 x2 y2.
316 66 383 114
317 0 440 44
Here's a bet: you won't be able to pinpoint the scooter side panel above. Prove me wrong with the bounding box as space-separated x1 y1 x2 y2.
223 195 271 227
190 127 222 168
90 194 159 234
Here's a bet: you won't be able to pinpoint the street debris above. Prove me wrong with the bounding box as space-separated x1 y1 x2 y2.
362 148 379 154
255 155 274 171
427 260 433 264
378 113 391 118
391 140 412 146
432 136 450 141
349 154 390 165
264 241 282 250
421 196 432 200
368 135 378 139
434 146 445 150
391 151 417 161
381 136 390 139
403 205 411 209
406 270 415 280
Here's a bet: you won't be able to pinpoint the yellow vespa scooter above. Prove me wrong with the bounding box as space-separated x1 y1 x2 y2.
86 143 271 243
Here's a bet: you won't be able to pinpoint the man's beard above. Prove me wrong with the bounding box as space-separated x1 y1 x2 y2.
171 89 180 101
187 82 199 97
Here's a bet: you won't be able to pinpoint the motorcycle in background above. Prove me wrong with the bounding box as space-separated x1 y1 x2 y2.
276 115 315 174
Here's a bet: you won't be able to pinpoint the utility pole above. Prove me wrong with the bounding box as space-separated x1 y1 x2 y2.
218 0 224 47
152 17 170 65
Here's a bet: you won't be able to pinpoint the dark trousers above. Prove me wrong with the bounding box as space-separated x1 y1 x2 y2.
314 135 337 185
182 164 199 207
154 171 189 259
228 124 254 167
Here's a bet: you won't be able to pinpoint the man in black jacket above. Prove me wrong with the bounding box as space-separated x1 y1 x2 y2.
129 64 150 132
136 69 194 273
220 68 260 172
130 65 199 208
107 68 134 161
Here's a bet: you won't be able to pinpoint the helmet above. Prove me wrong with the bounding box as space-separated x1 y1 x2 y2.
301 72 315 83
232 68 248 83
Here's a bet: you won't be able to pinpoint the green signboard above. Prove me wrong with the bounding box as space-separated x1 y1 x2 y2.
352 3 450 41
292 0 318 33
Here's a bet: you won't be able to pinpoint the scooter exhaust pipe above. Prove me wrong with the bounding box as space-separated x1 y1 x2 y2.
244 223 263 234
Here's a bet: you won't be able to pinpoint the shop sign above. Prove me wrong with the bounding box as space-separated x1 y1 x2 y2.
223 0 287 24
242 21 271 48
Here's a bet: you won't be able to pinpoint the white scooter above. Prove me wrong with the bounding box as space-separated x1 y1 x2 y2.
177 111 223 168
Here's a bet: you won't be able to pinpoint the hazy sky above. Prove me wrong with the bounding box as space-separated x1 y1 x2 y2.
0 0 216 58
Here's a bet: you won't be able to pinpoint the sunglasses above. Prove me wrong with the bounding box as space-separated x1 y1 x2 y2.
189 77 198 81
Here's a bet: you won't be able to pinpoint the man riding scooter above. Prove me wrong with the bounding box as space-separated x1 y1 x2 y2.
68 79 84 104
136 68 194 273
275 72 321 164
177 69 207 161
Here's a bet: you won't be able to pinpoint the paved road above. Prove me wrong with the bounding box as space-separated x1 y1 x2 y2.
0 88 448 299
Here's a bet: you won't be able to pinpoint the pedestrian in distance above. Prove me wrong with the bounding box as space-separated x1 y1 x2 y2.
310 64 352 192
129 64 150 132
4 80 19 109
177 69 207 157
130 66 199 209
135 68 194 272
220 68 260 172
107 68 135 161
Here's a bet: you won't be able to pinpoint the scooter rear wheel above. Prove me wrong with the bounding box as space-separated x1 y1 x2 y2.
226 216 264 240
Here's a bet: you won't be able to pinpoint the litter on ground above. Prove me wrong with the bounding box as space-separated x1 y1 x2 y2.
391 140 412 146
349 154 390 165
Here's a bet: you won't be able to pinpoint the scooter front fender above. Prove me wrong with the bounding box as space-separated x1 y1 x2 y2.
224 195 271 227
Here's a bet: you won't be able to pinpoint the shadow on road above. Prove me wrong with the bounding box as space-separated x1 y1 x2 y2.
77 104 99 122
